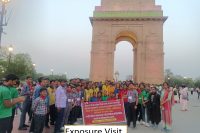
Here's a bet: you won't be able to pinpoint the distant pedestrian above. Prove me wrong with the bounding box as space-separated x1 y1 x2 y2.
196 87 200 99
191 88 194 95
180 85 189 111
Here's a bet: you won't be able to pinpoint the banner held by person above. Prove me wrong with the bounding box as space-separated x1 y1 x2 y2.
82 99 126 125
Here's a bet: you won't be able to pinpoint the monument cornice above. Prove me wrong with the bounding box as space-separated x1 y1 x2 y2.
90 16 168 24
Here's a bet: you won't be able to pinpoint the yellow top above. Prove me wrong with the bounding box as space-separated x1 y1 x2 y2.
93 87 99 95
108 86 115 95
102 85 109 96
84 89 90 102
89 88 94 97
48 87 56 105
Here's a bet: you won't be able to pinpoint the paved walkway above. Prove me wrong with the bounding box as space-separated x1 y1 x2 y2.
13 93 200 133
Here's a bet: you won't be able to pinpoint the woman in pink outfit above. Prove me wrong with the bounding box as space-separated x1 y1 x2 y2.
161 82 174 132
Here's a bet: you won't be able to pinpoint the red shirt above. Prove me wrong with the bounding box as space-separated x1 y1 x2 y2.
107 97 117 101
119 89 128 102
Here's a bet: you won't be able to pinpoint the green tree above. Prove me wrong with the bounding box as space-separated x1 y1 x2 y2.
194 78 200 88
7 53 36 79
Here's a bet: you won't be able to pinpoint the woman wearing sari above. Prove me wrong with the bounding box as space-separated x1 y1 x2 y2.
161 82 174 132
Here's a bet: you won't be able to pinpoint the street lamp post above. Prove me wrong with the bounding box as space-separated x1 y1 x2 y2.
8 45 13 65
114 71 119 82
50 69 54 77
0 0 10 48
32 63 36 80
65 72 67 80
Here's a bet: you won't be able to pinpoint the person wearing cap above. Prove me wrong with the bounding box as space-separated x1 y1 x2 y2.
0 74 25 133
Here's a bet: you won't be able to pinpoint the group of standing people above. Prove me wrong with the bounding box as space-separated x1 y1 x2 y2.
81 80 174 132
17 77 83 133
0 74 181 133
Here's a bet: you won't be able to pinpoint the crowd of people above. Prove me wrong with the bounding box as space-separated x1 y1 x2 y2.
0 74 199 133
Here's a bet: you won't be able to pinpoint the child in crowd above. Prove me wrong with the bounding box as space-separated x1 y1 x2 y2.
32 88 48 133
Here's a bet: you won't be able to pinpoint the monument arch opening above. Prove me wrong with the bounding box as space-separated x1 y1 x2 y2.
114 41 134 81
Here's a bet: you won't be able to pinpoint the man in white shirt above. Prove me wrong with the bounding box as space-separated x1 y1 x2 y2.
54 79 67 133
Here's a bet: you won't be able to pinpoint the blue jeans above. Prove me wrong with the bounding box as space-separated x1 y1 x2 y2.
19 100 31 128
142 105 150 123
54 108 65 133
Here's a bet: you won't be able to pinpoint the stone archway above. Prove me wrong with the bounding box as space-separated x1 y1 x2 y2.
89 0 167 84
114 31 137 82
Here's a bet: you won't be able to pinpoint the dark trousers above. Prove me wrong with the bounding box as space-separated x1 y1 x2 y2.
127 102 137 127
7 108 15 133
54 108 65 133
136 104 143 121
68 107 77 125
49 104 56 125
28 102 33 121
29 114 35 132
124 102 129 119
45 113 50 126
34 114 46 133
0 117 11 133
19 100 31 128
75 106 82 118
198 92 200 99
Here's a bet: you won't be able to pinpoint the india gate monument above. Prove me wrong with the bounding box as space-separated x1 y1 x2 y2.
89 0 167 84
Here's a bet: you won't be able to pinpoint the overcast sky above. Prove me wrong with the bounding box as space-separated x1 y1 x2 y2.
2 0 200 80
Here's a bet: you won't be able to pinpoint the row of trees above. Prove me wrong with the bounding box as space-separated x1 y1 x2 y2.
0 47 67 81
165 69 200 88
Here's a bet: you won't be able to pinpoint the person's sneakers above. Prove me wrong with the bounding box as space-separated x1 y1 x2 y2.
23 124 29 127
145 123 150 127
142 121 146 125
18 127 27 130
